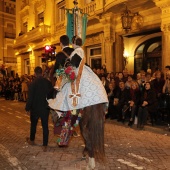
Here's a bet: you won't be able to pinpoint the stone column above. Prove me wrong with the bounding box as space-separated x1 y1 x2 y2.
154 0 170 69
100 13 115 72
114 33 124 72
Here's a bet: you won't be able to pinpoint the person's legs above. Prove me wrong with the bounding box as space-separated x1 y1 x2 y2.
41 112 49 146
128 105 136 126
22 92 26 101
122 104 129 122
137 107 143 128
141 107 148 128
117 104 123 121
30 113 39 141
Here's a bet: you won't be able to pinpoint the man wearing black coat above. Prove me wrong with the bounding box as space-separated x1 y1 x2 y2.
48 35 74 97
114 81 131 122
53 35 74 76
25 66 53 152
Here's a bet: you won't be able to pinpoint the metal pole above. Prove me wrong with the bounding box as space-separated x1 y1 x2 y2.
73 0 78 36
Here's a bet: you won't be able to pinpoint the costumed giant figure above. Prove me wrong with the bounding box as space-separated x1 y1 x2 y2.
48 35 108 169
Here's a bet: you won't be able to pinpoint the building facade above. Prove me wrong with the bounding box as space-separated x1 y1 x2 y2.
0 0 16 77
14 0 170 76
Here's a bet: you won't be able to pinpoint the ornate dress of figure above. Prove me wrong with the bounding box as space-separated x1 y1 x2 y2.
48 36 108 169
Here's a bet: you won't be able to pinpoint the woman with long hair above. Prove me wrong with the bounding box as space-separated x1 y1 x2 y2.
137 82 158 129
128 81 141 126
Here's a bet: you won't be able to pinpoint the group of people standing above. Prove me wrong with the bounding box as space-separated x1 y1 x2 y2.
0 75 32 102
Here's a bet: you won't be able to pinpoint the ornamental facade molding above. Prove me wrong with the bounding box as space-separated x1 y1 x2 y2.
19 5 29 16
154 0 170 9
100 13 115 43
20 8 29 23
34 0 46 13
161 23 170 32
85 34 101 46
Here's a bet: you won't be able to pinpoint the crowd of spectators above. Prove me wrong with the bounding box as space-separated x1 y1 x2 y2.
0 65 170 130
95 65 170 129
0 73 35 102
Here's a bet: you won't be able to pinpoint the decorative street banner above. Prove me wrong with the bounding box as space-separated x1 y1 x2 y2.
66 8 88 44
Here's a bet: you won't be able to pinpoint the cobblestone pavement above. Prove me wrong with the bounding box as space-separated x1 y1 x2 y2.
0 98 170 170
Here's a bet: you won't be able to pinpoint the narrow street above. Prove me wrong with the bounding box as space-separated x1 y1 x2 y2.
0 98 170 170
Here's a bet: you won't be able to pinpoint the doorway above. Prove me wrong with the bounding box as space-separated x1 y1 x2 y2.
134 36 162 74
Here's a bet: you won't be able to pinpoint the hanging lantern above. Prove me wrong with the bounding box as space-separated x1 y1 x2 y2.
121 5 133 33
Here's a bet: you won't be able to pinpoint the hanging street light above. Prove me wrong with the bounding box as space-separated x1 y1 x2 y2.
121 4 143 33
121 5 133 33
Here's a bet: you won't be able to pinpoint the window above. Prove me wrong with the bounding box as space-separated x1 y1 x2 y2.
134 37 162 74
147 42 161 53
9 7 15 14
87 46 102 69
136 44 144 54
6 6 9 13
22 22 28 33
25 59 30 75
4 2 15 15
38 12 44 25
90 48 101 55
57 1 66 22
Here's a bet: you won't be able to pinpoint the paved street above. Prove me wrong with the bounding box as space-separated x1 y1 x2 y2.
0 98 170 170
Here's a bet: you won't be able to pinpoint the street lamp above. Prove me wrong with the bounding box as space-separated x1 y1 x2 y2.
121 4 143 33
121 5 133 33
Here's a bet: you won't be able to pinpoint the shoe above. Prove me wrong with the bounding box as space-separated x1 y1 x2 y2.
42 146 47 152
122 118 125 124
73 131 80 138
128 121 133 127
26 137 35 145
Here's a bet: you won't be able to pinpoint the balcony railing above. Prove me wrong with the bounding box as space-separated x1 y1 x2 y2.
55 21 65 32
14 25 51 48
5 33 16 39
3 57 17 63
82 1 96 15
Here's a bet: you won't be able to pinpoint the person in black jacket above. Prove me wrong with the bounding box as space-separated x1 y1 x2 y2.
106 82 118 119
114 80 131 122
137 82 158 129
52 35 74 83
25 66 53 152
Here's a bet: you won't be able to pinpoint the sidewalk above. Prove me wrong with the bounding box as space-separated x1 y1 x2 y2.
106 119 170 136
